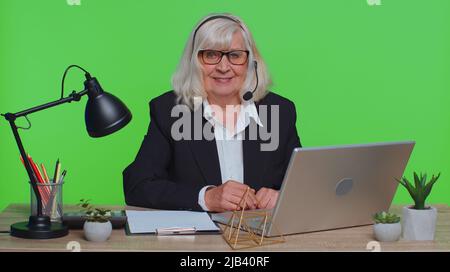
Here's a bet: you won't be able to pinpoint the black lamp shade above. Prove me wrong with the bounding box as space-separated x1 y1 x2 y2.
85 92 132 137
84 76 132 137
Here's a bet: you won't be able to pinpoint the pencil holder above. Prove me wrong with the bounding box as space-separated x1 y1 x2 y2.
30 180 64 222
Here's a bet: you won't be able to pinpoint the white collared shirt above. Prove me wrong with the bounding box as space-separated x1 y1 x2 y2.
198 99 263 211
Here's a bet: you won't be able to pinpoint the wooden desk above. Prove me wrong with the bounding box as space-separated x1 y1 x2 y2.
0 204 449 252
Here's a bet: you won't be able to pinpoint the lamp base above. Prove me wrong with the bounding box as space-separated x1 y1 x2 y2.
10 215 68 239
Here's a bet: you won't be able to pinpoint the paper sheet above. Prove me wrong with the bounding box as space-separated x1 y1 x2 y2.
125 210 220 234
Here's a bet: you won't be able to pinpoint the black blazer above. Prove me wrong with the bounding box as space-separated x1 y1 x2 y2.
123 90 301 211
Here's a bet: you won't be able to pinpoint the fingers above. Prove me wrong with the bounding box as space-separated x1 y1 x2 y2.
256 188 279 209
233 185 258 210
228 187 257 210
222 181 258 210
245 189 258 210
266 192 278 209
205 180 264 212
219 191 253 211
224 180 249 191
227 194 246 209
205 187 241 212
256 188 269 208
221 199 242 211
259 194 271 209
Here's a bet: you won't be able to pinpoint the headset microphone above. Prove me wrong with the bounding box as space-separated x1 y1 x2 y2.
243 60 258 101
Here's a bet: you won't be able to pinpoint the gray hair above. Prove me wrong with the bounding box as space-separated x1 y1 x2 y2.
171 13 272 110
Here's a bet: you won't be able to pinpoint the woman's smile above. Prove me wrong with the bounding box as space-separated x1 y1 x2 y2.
213 76 234 84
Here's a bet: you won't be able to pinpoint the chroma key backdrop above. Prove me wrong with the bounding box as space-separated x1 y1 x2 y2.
0 0 449 210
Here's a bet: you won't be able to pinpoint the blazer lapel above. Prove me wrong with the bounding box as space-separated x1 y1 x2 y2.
243 119 268 190
188 107 222 187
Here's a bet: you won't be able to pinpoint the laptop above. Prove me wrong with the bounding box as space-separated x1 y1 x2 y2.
211 141 415 237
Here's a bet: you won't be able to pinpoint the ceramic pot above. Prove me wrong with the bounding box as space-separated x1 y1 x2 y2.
83 221 112 242
402 206 437 241
373 222 402 242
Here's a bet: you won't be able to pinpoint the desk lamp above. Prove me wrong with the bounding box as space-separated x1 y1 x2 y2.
1 65 132 239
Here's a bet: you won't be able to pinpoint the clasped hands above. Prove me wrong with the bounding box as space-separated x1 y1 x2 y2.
204 180 279 212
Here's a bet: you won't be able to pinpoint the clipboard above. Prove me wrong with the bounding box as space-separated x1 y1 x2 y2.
124 210 221 236
124 223 221 236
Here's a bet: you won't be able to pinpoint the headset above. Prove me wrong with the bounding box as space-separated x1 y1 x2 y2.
191 15 258 101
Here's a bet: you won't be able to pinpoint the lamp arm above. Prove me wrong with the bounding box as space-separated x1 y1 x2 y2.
5 89 89 119
1 88 88 216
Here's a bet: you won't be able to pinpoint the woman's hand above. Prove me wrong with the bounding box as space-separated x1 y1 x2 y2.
256 188 279 209
204 180 258 212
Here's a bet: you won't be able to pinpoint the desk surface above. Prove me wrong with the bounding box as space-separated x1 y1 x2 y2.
0 204 449 252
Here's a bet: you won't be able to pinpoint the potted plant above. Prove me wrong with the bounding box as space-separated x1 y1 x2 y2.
396 172 440 241
373 211 401 242
77 199 112 242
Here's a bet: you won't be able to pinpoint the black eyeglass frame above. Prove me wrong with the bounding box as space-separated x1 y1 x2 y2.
198 50 250 65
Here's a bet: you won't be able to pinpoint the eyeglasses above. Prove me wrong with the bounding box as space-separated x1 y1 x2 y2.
198 50 249 65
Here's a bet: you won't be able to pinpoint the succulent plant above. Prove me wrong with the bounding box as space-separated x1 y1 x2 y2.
77 199 111 223
373 211 401 224
396 172 440 210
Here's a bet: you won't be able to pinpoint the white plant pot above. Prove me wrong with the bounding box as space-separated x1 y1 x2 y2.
402 206 437 241
83 221 112 242
373 222 402 242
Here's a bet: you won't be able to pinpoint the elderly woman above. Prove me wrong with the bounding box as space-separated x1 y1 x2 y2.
123 13 301 212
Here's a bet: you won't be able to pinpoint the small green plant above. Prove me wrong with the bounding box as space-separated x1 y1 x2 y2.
373 211 401 224
396 172 441 210
77 199 111 223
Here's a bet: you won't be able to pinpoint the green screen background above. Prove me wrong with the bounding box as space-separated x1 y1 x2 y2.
1 0 449 210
